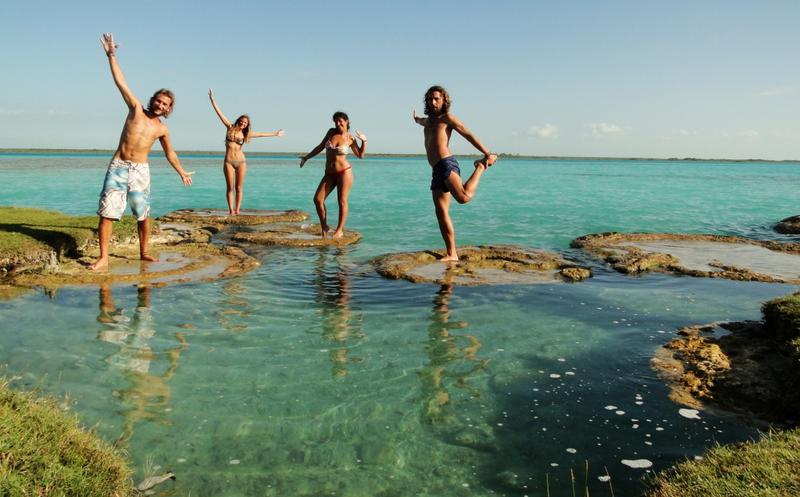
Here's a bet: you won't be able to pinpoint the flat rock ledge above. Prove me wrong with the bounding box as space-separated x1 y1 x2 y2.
231 224 362 247
372 245 591 286
11 244 259 289
651 292 800 426
3 222 260 290
775 215 800 235
572 232 800 283
159 208 309 228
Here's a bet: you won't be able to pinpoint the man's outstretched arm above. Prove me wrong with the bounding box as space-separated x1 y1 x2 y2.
447 115 497 166
159 133 194 186
101 33 140 110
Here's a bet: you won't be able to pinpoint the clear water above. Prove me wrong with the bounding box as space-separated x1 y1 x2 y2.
1 153 799 496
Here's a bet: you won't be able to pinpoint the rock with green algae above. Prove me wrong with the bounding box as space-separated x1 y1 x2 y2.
0 206 260 290
373 245 591 286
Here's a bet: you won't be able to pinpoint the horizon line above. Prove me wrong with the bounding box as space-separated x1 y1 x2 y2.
0 148 798 164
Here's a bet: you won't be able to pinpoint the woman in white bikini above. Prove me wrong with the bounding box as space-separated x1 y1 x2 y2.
208 89 284 215
299 112 367 238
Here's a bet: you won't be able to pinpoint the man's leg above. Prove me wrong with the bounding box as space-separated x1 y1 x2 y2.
89 217 114 270
432 190 458 261
138 218 156 262
446 163 486 204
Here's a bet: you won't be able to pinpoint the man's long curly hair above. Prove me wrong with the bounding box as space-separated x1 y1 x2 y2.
424 85 450 116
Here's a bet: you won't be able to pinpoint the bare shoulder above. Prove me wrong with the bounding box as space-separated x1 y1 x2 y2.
442 113 462 126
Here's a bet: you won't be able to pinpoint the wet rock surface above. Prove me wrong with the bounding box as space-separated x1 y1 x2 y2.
572 232 800 283
373 245 591 286
775 215 800 235
231 223 362 247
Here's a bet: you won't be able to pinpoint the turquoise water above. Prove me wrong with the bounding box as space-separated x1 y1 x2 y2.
1 153 799 496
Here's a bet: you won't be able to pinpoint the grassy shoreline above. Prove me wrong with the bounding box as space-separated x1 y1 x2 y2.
0 379 134 496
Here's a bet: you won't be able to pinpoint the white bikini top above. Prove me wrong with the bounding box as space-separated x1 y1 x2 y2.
325 139 349 156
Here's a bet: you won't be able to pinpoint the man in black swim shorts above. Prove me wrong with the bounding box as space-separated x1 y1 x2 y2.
413 85 498 261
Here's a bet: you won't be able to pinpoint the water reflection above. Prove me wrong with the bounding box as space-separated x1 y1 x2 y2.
420 281 488 425
314 248 364 378
216 280 250 333
96 283 187 445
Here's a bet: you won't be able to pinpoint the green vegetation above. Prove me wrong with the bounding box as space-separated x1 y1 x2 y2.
763 292 800 346
0 206 137 265
646 428 800 497
0 379 134 497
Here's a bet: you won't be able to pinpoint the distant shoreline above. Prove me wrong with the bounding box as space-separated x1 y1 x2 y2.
0 148 797 163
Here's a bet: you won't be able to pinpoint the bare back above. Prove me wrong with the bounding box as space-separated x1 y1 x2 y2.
114 105 168 163
423 114 454 166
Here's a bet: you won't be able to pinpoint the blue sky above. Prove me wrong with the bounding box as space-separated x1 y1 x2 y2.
1 0 798 159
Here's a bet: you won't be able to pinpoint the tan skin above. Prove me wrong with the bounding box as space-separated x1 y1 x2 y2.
208 89 284 215
90 33 193 271
413 90 498 261
299 117 367 238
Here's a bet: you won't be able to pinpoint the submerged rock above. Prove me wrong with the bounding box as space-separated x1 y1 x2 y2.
572 232 800 283
775 215 800 235
231 223 362 247
372 245 591 286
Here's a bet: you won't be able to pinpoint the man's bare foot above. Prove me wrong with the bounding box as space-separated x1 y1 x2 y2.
440 254 459 262
140 254 157 262
89 258 109 271
331 230 344 239
474 159 489 170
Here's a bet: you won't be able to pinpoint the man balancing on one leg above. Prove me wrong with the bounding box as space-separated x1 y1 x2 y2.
413 85 498 262
90 33 194 271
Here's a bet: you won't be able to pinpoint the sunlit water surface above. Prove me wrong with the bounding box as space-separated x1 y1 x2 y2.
1 153 799 496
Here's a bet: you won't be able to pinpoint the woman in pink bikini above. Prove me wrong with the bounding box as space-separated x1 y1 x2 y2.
208 89 284 215
299 111 367 238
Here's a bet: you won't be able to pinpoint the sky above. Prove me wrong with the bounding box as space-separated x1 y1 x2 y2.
1 0 798 160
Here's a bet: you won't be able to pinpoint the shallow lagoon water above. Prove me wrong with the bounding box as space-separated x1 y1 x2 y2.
1 153 799 496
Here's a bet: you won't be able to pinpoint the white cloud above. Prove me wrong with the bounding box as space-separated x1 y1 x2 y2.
677 129 697 136
589 123 624 136
526 123 558 139
757 87 792 97
738 129 759 138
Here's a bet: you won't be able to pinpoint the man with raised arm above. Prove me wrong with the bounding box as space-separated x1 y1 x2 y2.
90 33 194 271
413 85 498 262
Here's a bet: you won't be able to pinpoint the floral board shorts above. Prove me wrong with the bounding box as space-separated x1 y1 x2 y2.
97 159 151 221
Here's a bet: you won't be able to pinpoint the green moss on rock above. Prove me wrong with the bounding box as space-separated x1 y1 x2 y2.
763 292 800 341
